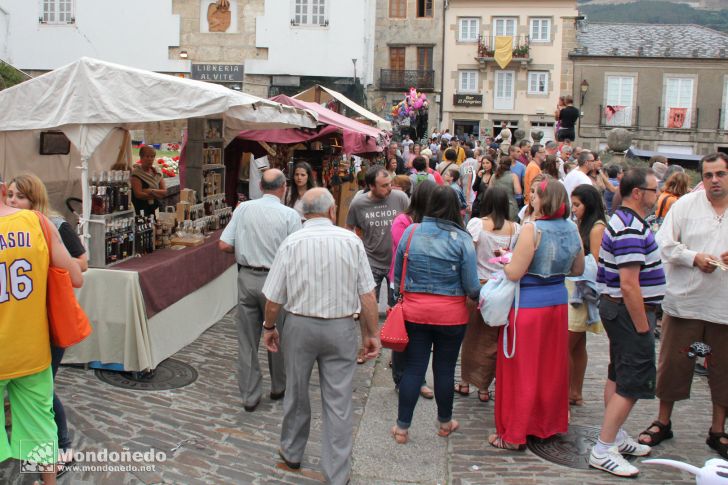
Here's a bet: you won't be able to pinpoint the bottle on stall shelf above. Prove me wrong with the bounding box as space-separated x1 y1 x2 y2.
119 171 130 211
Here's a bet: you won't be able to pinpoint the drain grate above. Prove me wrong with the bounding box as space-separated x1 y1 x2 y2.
527 424 635 469
95 358 197 391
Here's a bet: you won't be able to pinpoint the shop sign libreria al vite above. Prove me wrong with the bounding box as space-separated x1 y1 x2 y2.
191 64 244 83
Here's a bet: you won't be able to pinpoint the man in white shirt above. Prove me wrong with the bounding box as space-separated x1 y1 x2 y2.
637 153 728 460
263 188 380 485
218 169 302 412
563 151 595 197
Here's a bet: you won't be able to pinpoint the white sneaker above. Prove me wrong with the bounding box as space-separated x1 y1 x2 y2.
589 445 640 478
617 434 651 456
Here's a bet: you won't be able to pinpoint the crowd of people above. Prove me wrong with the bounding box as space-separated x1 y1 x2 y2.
219 129 726 483
2 134 727 484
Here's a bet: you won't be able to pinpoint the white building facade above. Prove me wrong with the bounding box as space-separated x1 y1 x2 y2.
246 0 376 94
0 0 188 73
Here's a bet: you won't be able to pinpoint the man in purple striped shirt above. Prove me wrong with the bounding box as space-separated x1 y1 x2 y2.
590 167 666 478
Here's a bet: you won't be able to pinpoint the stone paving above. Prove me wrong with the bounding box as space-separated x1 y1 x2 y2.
1 311 720 484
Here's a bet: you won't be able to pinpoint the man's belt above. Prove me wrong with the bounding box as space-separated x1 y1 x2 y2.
239 264 269 272
601 294 657 313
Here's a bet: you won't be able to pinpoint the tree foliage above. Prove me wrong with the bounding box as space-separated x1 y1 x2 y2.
579 1 728 33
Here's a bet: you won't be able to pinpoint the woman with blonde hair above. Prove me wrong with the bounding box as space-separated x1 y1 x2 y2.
5 172 87 473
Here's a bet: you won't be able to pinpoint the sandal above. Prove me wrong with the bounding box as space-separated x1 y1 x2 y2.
478 390 490 402
356 348 365 365
638 420 673 446
569 398 584 406
706 429 728 459
488 433 525 451
420 385 434 399
454 383 471 396
437 419 459 437
391 425 408 444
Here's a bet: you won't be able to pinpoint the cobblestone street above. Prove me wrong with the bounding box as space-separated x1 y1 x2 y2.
1 311 718 484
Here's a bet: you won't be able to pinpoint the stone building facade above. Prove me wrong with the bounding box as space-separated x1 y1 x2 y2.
171 0 268 97
571 23 728 155
441 0 579 142
367 0 445 137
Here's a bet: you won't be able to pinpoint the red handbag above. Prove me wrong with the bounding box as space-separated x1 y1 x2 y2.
36 212 93 348
380 225 418 352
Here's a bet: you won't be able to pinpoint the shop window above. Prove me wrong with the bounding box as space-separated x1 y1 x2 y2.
41 0 74 24
458 70 478 93
458 18 479 42
389 0 406 18
293 0 327 26
529 18 551 42
527 71 548 95
417 0 433 18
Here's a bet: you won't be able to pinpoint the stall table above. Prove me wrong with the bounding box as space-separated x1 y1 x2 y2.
63 229 236 371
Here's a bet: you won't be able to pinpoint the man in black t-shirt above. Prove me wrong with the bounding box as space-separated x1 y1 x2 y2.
557 95 580 142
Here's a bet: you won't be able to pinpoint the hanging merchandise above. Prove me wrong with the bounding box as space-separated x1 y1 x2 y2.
389 87 429 140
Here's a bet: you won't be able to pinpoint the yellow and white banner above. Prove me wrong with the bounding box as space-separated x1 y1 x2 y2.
494 36 513 69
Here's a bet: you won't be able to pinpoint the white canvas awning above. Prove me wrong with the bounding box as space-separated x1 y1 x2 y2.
0 57 318 158
294 84 392 131
0 57 318 249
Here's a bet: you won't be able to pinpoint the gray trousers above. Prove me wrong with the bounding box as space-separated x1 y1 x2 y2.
236 267 286 406
280 313 357 485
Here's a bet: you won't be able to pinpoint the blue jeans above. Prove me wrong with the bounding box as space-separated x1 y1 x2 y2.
397 322 466 429
51 346 71 451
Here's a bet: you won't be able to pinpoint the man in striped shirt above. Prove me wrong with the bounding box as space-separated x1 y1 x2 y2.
262 188 380 485
590 167 666 478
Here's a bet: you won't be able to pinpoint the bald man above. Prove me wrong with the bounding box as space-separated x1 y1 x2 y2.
264 188 380 484
219 169 302 411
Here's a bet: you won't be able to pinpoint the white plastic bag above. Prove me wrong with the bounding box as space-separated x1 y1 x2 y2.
478 271 520 358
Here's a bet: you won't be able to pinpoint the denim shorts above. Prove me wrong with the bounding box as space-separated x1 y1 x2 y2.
600 297 657 400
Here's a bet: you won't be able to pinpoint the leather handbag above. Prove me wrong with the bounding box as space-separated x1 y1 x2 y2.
380 225 418 352
35 212 93 348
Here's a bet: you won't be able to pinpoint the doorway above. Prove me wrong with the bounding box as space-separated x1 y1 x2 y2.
454 120 480 140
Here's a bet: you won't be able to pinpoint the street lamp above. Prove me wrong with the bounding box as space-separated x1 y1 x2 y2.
580 79 590 105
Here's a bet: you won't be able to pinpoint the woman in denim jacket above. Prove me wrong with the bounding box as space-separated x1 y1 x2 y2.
390 186 481 444
489 179 585 450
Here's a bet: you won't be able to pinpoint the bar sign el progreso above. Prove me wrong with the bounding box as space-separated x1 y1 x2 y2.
453 94 483 107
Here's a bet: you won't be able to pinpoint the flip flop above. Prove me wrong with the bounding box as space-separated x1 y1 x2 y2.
478 390 490 402
437 419 459 437
488 434 525 451
391 425 408 444
454 383 471 396
706 430 728 459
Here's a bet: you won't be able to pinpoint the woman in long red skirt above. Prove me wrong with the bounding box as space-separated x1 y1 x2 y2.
489 179 585 449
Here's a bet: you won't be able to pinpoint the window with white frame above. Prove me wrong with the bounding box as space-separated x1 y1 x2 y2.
458 70 478 93
723 78 728 130
41 0 74 24
294 0 327 26
663 77 694 128
459 18 479 42
494 70 515 110
605 75 635 126
529 18 551 42
493 17 518 46
528 71 548 95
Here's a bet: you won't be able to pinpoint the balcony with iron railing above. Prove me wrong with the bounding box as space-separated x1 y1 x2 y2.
379 69 435 91
476 34 531 67
657 107 699 130
599 105 639 128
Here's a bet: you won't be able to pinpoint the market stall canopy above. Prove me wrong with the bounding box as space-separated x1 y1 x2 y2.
237 94 387 155
294 84 392 131
0 56 318 158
